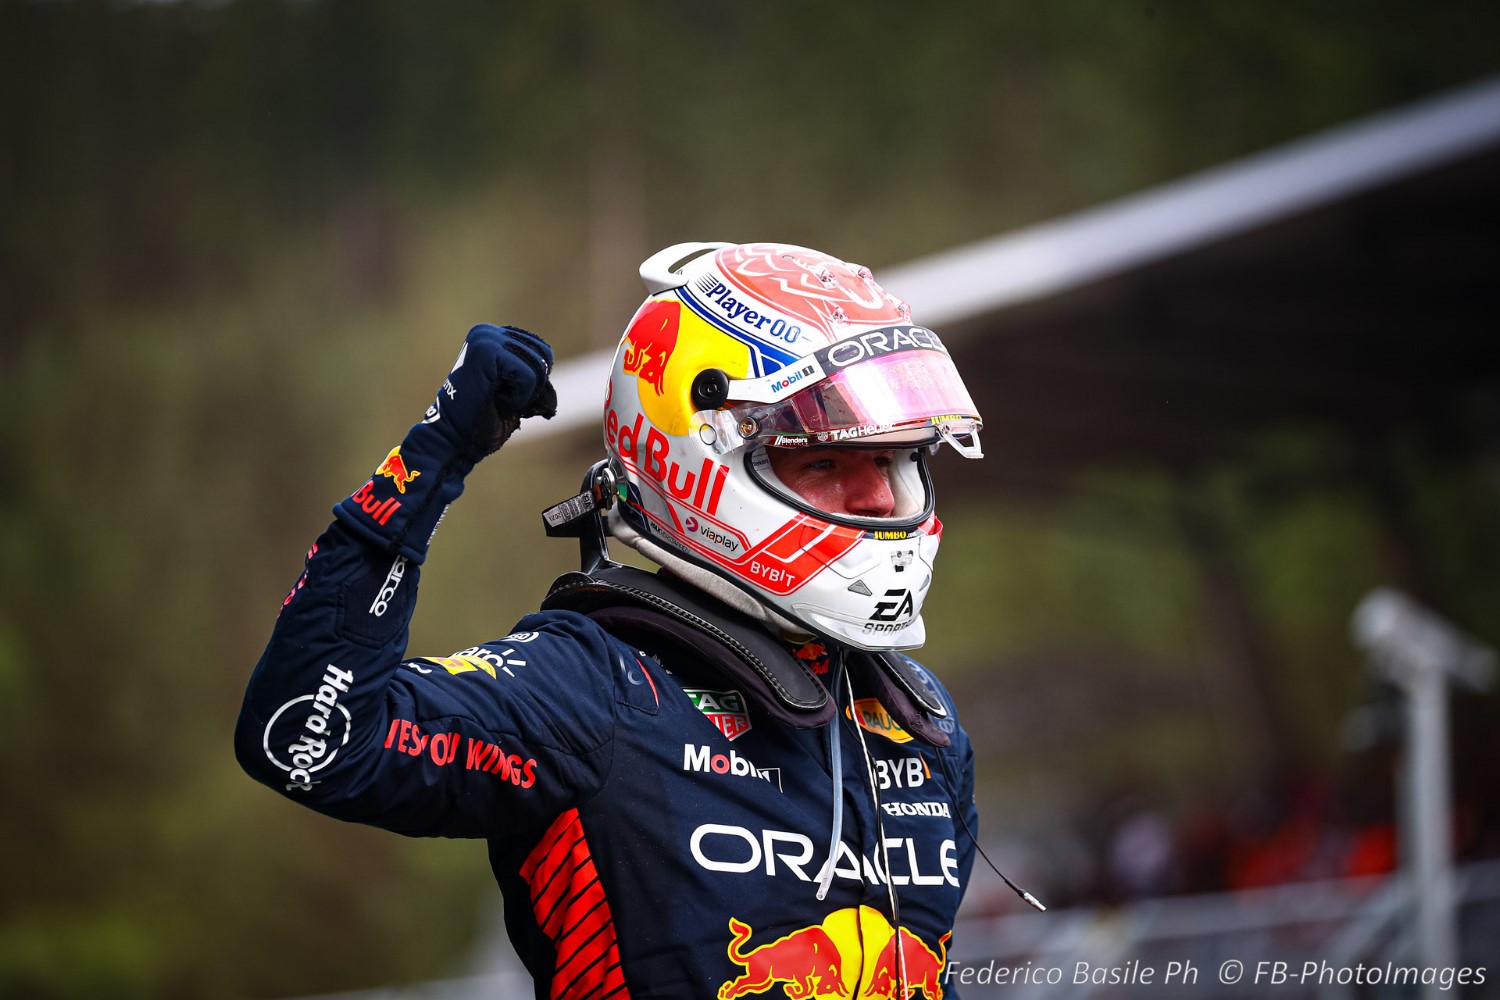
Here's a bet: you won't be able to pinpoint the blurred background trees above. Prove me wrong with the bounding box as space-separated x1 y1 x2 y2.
4 0 1500 996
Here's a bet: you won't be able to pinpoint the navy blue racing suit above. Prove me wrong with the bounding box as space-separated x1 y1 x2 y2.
236 518 978 999
234 326 979 998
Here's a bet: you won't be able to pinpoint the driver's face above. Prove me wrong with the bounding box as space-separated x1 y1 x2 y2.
764 446 897 519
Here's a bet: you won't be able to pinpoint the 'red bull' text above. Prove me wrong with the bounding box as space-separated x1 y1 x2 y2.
606 408 729 515
349 479 401 526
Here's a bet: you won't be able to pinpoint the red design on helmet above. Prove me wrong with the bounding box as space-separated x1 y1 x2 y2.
599 242 984 651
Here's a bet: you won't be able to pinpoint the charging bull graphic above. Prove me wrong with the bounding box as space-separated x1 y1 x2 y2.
718 908 949 1000
719 918 847 1000
864 928 951 1000
623 299 680 397
616 297 751 436
375 447 421 494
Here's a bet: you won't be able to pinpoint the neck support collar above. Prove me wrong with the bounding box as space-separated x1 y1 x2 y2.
541 565 951 748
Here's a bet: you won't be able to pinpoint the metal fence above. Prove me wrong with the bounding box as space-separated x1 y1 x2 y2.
946 860 1500 999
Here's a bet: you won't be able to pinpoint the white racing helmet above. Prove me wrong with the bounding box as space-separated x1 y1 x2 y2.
601 241 983 651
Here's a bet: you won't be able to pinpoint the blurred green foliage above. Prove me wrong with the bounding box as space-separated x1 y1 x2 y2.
4 0 1500 996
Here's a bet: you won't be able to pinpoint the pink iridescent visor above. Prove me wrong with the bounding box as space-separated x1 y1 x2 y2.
712 332 984 457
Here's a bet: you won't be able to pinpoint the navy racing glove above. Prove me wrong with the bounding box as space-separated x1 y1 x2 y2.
334 324 556 563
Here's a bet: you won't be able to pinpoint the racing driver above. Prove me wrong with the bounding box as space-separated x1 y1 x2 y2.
236 241 1013 999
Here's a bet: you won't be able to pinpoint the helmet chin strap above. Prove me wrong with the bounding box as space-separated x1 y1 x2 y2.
606 510 811 638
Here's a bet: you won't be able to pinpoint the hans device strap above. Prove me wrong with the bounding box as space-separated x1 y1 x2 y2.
542 565 950 747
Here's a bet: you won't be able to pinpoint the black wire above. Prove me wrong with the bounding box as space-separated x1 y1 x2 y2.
935 749 1047 913
841 659 909 988
950 796 1047 912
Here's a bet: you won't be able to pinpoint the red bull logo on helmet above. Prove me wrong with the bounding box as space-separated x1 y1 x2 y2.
623 299 679 397
718 907 950 999
615 296 751 436
375 446 421 494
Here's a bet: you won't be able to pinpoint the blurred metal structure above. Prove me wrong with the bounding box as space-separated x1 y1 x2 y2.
946 858 1500 999
525 73 1500 481
1351 589 1497 995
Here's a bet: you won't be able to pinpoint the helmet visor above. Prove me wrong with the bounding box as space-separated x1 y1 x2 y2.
711 336 982 453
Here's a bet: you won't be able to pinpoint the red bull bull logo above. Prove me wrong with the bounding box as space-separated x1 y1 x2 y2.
375 447 421 494
720 917 847 1000
623 299 679 396
793 641 831 675
718 908 950 999
865 927 951 1000
616 298 751 436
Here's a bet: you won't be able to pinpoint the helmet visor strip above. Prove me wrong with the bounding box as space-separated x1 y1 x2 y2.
708 334 983 457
